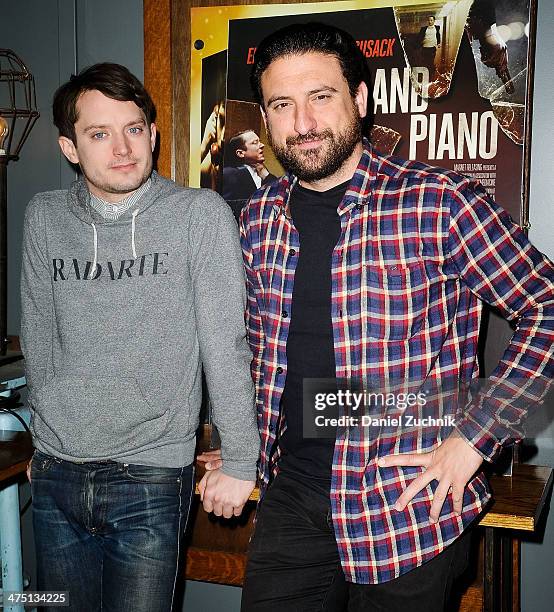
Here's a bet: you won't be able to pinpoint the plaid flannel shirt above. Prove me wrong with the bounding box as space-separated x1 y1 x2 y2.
239 140 554 584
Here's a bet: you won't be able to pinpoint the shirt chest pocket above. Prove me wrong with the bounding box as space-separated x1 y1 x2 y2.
362 261 428 341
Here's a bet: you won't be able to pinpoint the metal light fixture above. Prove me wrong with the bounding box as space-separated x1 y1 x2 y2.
0 115 9 155
0 49 39 358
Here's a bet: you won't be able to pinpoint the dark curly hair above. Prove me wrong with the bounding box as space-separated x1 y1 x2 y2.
250 22 373 131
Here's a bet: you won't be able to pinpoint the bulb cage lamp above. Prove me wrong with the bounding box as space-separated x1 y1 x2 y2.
0 49 39 160
0 49 39 357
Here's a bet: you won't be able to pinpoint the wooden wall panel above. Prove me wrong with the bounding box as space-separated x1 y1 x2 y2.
144 0 172 179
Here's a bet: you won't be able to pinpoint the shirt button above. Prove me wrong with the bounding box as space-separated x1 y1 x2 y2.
289 249 297 256
276 367 284 374
282 310 289 318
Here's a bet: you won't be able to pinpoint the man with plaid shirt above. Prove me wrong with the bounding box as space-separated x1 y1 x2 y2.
201 22 553 611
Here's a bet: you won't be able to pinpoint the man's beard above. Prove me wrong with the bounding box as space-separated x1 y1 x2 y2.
267 109 362 182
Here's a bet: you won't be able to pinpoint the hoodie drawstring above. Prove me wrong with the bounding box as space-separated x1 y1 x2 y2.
131 209 139 259
89 210 139 277
91 223 98 277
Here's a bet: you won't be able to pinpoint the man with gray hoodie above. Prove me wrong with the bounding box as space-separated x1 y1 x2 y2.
20 63 258 612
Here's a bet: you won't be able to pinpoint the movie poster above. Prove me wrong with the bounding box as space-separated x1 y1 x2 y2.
190 0 534 223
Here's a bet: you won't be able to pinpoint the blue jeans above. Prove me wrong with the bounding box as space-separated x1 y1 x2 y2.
31 450 194 612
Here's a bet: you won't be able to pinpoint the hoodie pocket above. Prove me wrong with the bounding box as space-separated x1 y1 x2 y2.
33 376 169 458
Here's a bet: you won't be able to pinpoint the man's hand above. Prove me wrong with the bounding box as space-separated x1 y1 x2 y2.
196 448 223 471
480 34 509 75
198 469 255 518
26 458 32 484
254 163 270 180
200 109 218 159
466 19 513 92
377 430 483 523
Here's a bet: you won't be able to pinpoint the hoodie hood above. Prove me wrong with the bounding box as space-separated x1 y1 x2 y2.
67 170 165 226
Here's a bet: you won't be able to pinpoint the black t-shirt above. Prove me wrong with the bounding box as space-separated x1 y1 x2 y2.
278 179 348 492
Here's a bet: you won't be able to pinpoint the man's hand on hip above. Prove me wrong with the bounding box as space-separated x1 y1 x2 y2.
198 469 255 518
377 430 483 523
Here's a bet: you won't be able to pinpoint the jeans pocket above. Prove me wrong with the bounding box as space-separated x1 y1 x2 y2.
30 450 57 475
122 463 184 485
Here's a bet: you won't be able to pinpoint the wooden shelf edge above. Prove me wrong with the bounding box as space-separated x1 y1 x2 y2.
0 460 29 483
457 585 483 612
478 512 535 531
185 548 247 586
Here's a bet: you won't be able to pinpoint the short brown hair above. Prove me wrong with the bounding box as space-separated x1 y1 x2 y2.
53 63 156 143
227 130 255 166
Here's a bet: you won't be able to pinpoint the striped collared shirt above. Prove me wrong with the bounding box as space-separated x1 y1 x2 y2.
89 177 151 220
239 139 554 584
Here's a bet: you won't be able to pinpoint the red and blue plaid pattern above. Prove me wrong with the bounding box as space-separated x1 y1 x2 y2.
239 140 554 584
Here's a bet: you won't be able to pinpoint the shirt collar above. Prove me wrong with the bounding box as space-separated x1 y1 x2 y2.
244 164 263 189
89 177 152 220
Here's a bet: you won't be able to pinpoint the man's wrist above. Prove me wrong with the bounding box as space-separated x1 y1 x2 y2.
220 462 258 482
454 421 501 463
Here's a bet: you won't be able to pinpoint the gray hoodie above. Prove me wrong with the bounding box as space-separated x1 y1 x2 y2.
20 172 259 480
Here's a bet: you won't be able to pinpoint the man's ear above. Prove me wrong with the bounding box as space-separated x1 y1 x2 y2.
260 106 268 129
149 122 157 152
354 81 369 120
236 148 245 159
58 136 79 165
